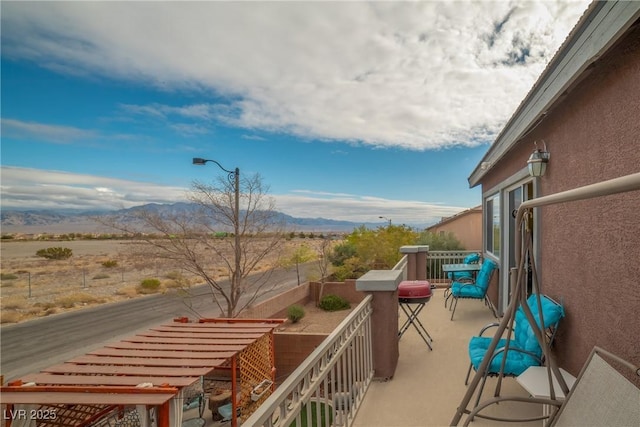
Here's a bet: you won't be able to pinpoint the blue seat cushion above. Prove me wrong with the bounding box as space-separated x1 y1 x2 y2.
468 336 540 376
218 403 233 421
450 282 485 298
463 253 480 264
468 295 565 377
514 295 564 354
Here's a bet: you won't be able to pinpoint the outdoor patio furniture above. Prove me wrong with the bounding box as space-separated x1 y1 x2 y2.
460 346 639 426
398 280 433 350
442 262 482 307
447 253 480 281
548 346 639 426
447 258 497 320
465 294 564 408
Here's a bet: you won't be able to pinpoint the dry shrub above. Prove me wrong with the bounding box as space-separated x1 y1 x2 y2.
2 295 28 310
34 301 56 310
164 280 183 289
115 286 139 298
1 310 22 324
137 286 163 295
54 293 104 309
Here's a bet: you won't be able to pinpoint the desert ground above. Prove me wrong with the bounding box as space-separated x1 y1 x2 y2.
0 238 323 324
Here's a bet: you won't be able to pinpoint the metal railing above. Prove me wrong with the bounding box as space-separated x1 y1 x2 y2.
243 295 374 427
427 250 480 282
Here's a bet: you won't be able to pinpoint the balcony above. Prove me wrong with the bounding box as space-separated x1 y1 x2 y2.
244 251 542 427
352 288 539 426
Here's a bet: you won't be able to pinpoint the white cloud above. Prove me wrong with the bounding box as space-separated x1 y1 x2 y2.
0 166 188 211
1 118 97 144
1 1 590 150
276 191 465 225
1 166 465 224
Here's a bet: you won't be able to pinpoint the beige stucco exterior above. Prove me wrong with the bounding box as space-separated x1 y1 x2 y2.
427 206 482 251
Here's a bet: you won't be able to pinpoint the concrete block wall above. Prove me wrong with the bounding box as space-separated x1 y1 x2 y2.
239 282 312 319
309 279 366 305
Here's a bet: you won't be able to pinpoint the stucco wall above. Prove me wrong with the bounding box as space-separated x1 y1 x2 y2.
537 26 640 381
481 24 640 382
428 210 483 250
239 282 311 319
309 279 366 304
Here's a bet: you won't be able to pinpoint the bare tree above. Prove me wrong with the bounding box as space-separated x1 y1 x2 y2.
103 173 287 317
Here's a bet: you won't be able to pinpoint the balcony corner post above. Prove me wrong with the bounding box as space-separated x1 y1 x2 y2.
356 269 403 380
400 246 418 280
416 245 429 280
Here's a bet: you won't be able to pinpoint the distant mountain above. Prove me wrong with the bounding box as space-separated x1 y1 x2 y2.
0 203 377 234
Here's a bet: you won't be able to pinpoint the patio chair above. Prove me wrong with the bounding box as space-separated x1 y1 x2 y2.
461 346 639 426
465 294 564 407
448 258 497 320
548 346 639 426
447 253 480 281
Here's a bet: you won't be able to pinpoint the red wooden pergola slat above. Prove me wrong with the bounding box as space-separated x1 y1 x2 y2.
122 335 256 344
19 373 197 387
88 348 236 359
41 363 213 377
103 341 247 351
67 355 227 367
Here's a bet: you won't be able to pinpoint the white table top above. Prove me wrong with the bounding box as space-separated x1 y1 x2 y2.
442 263 481 272
516 366 577 400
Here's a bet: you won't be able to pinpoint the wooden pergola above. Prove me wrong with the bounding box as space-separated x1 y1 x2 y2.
1 318 283 427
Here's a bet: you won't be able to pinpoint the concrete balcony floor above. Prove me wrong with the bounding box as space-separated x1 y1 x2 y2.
353 289 542 427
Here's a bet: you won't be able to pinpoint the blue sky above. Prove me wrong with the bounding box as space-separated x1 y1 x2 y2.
0 1 589 226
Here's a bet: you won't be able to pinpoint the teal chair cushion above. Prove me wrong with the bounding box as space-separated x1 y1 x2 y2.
514 295 564 355
450 281 485 298
451 259 496 298
463 253 480 264
468 294 564 376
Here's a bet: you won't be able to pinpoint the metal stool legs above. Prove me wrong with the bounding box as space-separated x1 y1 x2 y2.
398 302 433 350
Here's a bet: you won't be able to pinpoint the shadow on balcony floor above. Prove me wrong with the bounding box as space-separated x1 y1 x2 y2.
353 289 542 427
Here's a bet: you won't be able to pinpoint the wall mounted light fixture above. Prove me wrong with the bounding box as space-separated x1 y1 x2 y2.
527 141 550 177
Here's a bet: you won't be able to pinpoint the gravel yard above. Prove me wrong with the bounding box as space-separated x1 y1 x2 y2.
0 239 308 324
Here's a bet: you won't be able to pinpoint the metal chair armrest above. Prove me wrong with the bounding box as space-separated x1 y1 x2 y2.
478 323 501 336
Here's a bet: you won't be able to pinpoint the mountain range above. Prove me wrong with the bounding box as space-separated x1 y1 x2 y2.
0 203 385 234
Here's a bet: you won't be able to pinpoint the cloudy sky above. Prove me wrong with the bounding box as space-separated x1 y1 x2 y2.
1 1 590 225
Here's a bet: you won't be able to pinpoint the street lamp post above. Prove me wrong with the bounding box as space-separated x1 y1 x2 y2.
379 216 392 226
193 157 241 316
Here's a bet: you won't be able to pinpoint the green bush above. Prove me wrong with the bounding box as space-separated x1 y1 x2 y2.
102 260 118 268
1 273 18 280
287 304 306 323
319 294 350 312
35 247 73 260
138 278 161 294
93 273 110 280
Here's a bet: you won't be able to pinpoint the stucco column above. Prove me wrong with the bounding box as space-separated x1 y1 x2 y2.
356 269 403 380
400 246 418 280
416 245 429 280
